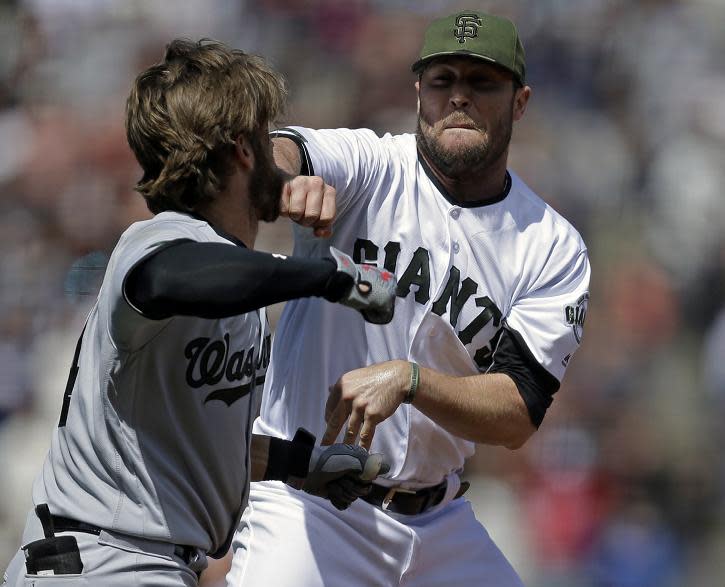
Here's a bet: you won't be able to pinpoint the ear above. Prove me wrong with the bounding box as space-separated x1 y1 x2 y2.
513 85 531 122
234 136 255 171
415 80 421 115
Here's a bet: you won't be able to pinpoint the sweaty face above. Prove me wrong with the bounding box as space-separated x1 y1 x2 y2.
248 133 284 222
416 58 517 179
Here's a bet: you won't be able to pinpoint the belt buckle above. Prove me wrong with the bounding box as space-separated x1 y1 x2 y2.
381 486 416 511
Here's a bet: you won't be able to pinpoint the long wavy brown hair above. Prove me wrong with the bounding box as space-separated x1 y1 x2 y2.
125 39 286 213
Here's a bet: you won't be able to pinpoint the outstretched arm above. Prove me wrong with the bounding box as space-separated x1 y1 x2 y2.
124 241 396 323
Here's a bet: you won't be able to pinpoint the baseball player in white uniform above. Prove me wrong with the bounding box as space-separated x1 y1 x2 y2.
228 11 590 587
2 39 394 587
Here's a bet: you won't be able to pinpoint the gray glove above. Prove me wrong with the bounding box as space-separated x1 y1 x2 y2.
325 247 397 325
303 444 390 510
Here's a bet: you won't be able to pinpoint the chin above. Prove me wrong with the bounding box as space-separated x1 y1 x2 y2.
440 137 487 158
440 127 487 146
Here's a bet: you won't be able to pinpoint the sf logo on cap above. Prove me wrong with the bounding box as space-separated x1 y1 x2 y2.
454 13 482 44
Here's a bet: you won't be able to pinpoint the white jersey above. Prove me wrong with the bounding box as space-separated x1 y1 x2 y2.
33 211 270 554
255 128 590 488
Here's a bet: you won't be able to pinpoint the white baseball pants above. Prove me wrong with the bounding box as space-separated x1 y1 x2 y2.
227 481 524 587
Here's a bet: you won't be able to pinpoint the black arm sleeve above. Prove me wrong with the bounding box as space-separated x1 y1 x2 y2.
124 240 351 320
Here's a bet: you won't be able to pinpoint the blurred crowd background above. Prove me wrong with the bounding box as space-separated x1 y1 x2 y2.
1 0 725 585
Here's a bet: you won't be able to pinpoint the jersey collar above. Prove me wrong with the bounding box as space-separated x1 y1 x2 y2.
417 149 511 208
187 211 249 248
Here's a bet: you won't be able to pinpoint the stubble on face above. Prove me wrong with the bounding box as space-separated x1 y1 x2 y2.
416 97 515 180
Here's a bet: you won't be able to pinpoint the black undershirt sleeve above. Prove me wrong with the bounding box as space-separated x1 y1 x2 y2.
486 326 561 428
124 240 350 320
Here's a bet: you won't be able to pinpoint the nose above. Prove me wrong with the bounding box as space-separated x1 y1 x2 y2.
449 84 471 109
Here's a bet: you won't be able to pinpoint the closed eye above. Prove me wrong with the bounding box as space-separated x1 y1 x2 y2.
429 75 453 87
469 77 506 92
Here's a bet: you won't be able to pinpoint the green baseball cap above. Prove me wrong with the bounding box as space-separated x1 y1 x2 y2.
412 11 526 84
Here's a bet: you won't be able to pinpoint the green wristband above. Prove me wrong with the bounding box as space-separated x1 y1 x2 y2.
403 362 419 404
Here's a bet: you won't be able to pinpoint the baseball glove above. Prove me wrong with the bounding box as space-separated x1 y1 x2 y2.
303 444 390 511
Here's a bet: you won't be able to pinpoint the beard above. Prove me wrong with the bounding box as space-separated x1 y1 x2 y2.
416 106 514 179
248 135 285 223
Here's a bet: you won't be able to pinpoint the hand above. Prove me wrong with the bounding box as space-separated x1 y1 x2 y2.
326 247 397 324
280 175 336 238
303 444 390 510
322 360 409 450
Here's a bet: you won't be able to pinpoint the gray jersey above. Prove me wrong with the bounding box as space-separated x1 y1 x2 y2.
32 211 270 554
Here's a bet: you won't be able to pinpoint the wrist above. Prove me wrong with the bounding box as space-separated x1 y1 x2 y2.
322 258 353 302
402 361 420 405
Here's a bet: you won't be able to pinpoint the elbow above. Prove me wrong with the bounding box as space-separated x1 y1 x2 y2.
503 434 528 451
502 421 537 451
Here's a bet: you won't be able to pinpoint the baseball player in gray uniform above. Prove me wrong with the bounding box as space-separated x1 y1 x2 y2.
2 39 394 587
228 11 590 587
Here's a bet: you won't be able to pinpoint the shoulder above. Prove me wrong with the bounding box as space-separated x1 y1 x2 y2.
508 171 587 253
119 212 220 247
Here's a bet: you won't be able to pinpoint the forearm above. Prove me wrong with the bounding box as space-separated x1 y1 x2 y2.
272 136 302 176
412 364 536 449
250 434 272 482
324 359 538 450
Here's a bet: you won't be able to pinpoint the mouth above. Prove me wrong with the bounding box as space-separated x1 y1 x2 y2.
442 117 480 130
443 124 482 135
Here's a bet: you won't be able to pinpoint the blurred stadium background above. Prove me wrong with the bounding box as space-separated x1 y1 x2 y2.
1 0 725 586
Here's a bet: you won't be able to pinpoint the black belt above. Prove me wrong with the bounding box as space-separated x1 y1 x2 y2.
362 479 470 516
47 514 197 565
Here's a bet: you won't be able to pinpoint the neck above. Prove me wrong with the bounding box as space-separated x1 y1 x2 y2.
197 181 257 248
419 148 510 204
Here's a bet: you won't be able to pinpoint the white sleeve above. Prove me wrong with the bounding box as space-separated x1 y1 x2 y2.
282 126 386 218
103 221 200 352
505 247 591 382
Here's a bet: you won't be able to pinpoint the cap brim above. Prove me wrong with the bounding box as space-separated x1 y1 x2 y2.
411 51 520 83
